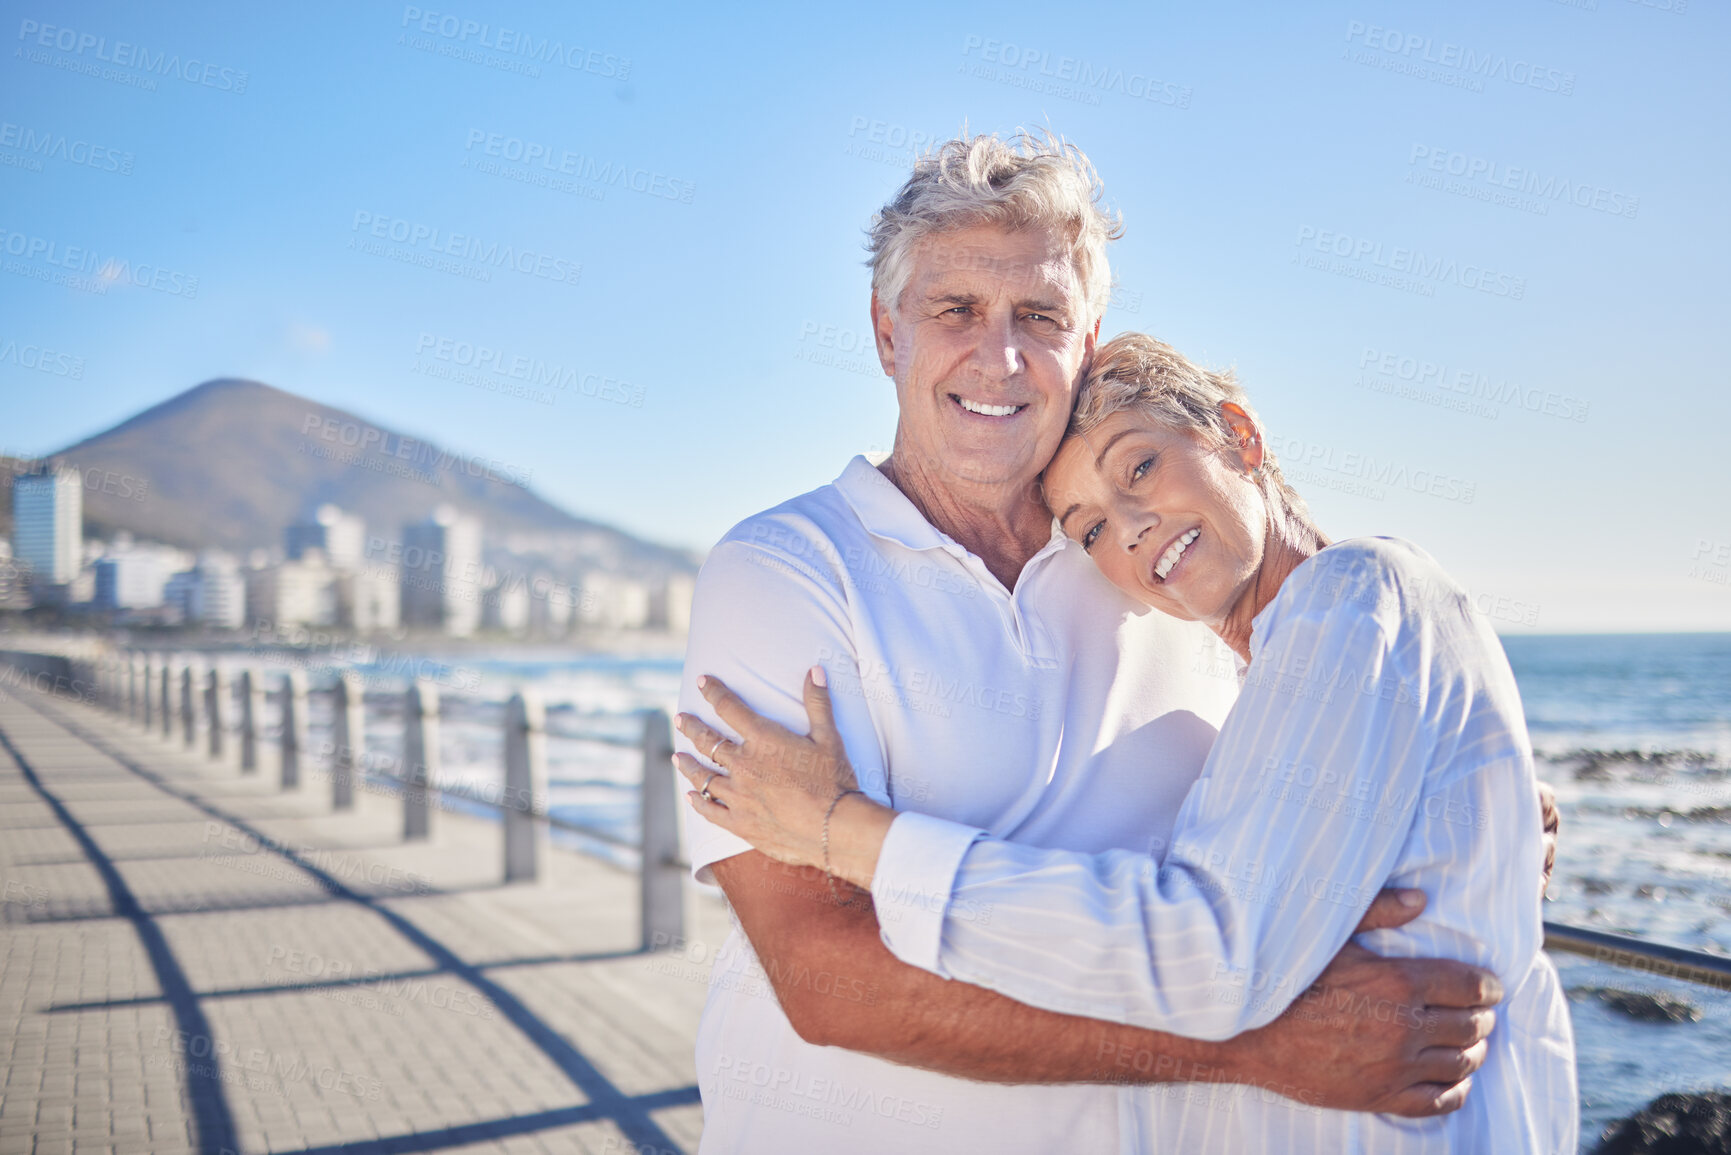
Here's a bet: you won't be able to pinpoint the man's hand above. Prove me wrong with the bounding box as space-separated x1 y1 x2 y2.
1218 889 1500 1116
1538 780 1560 896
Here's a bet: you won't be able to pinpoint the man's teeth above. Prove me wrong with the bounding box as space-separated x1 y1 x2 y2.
1154 529 1200 580
957 397 1021 417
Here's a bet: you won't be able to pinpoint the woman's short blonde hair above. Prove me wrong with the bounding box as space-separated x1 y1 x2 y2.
866 131 1121 321
1070 332 1310 521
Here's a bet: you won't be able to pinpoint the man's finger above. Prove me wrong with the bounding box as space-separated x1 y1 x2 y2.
1416 1006 1496 1049
1381 1077 1473 1118
1409 958 1503 1009
1354 888 1426 934
1407 1038 1488 1087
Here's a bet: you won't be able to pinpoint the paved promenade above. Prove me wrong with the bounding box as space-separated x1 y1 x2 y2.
0 679 729 1155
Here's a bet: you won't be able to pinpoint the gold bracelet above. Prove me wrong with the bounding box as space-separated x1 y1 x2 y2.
823 788 865 907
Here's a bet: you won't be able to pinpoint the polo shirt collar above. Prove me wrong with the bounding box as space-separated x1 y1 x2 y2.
833 455 1068 560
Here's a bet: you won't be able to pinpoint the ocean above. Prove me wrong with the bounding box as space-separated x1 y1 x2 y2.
305 632 1731 1147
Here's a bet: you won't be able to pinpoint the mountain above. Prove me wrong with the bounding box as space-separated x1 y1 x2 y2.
4 378 696 579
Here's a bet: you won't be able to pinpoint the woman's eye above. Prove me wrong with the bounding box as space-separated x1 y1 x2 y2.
1130 455 1155 482
1081 521 1104 551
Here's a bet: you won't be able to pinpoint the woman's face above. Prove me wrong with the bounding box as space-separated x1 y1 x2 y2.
1044 406 1268 626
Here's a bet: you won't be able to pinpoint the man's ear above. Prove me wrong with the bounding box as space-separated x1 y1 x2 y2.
1220 402 1263 472
870 292 897 378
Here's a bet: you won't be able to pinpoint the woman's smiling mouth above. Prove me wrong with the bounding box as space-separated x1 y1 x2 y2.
1153 528 1200 581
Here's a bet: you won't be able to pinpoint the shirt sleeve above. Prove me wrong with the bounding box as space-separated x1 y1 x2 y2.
873 583 1435 1040
679 531 889 885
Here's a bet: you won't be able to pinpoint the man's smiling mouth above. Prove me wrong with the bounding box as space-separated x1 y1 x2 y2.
952 394 1027 418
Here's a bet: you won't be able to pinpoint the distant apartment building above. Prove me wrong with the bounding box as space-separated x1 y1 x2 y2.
286 504 367 570
577 571 651 630
399 505 482 637
338 564 400 633
11 465 82 585
653 573 696 634
246 551 340 628
164 552 247 629
93 539 192 610
0 540 29 610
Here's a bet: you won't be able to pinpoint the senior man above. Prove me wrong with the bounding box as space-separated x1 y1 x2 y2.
676 134 1503 1153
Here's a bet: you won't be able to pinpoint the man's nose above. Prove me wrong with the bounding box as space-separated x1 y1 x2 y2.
973 314 1021 380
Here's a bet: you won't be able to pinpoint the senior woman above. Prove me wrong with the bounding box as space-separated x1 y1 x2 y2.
674 332 1578 1153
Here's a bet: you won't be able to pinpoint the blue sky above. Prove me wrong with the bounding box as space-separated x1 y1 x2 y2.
2 0 1726 631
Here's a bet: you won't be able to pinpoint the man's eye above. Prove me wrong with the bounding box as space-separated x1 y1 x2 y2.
1081 521 1104 551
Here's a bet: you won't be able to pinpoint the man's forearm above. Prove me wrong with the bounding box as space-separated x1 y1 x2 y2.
714 852 1242 1086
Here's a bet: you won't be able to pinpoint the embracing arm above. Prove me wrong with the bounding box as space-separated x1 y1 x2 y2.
713 844 1492 1113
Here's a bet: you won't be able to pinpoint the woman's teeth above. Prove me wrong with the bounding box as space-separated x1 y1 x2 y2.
1154 529 1200 580
956 397 1021 417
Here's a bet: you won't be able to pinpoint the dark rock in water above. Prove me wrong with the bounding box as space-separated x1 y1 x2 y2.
1581 877 1619 896
1596 1091 1731 1153
1571 986 1703 1023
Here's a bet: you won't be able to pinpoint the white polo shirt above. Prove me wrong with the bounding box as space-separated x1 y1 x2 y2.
679 456 1240 1154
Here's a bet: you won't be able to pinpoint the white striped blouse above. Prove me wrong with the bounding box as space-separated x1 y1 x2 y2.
870 537 1579 1153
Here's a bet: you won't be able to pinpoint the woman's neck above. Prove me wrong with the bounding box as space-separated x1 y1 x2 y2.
1216 513 1331 662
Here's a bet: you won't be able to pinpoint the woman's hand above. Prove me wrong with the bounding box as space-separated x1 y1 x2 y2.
673 667 866 874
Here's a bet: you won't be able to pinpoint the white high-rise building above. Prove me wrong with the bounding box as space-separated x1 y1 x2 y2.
286 504 367 571
400 505 482 637
12 466 82 584
93 540 192 610
165 552 247 629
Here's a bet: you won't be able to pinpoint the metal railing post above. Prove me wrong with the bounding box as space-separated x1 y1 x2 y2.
280 669 307 790
239 669 261 773
142 659 155 730
639 708 683 951
332 672 362 811
403 679 438 841
206 667 228 762
128 654 140 724
180 661 199 748
503 689 548 882
158 656 173 738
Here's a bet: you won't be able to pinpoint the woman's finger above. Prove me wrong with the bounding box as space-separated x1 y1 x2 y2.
674 753 735 807
674 712 733 765
803 666 841 749
698 675 804 747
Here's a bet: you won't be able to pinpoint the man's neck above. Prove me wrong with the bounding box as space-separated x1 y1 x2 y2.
879 452 1053 590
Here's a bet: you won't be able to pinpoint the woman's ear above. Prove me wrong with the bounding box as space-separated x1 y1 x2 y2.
1220 402 1263 474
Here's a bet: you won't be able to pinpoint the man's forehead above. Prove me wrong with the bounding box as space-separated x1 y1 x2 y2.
910 230 1082 299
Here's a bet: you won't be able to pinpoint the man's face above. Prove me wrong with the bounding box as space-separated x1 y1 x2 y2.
874 224 1098 492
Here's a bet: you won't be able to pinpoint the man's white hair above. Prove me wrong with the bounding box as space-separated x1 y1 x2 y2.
866 131 1122 322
